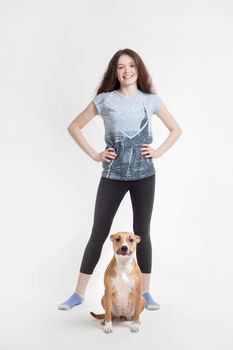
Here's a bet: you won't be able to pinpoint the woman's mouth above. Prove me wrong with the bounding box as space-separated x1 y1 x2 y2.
123 75 133 79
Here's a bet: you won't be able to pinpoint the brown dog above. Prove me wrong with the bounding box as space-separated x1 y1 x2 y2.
90 232 146 333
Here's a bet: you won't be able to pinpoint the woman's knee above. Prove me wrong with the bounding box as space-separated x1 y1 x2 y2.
133 227 150 240
89 227 110 245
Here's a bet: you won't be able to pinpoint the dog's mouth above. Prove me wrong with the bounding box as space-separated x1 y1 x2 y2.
116 249 133 256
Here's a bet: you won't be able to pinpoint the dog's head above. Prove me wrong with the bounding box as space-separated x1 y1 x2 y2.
110 232 141 257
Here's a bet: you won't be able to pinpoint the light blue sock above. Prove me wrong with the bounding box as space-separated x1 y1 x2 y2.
58 292 84 310
142 291 160 310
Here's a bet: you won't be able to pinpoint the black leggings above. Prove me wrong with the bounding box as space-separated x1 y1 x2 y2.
80 174 155 274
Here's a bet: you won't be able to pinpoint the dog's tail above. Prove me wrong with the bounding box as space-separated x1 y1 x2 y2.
90 311 105 319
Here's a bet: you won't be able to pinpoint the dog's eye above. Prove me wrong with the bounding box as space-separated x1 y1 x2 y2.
129 238 134 243
116 237 121 242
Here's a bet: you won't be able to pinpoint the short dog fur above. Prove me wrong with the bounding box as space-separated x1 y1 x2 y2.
90 231 146 333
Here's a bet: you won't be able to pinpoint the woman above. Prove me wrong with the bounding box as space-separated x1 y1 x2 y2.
58 48 182 311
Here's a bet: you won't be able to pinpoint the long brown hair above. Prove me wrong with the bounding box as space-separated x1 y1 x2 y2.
94 48 158 95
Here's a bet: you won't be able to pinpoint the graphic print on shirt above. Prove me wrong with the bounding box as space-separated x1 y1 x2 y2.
103 104 154 180
93 90 161 181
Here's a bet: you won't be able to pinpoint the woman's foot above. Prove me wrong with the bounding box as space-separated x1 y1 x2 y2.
142 292 160 310
58 292 84 310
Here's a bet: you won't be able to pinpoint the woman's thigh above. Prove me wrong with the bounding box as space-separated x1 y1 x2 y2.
129 174 155 229
92 177 130 233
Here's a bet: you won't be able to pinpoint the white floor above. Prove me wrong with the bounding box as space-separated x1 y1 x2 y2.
2 265 232 350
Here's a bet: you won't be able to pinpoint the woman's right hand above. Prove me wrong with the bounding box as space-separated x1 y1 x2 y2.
93 148 118 163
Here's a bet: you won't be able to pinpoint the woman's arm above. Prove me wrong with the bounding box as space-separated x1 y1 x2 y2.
67 101 117 162
67 101 99 160
141 101 182 159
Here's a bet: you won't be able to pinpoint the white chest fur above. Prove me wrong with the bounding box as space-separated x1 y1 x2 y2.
110 260 136 317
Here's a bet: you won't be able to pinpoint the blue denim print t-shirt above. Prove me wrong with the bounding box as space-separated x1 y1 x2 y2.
93 89 161 181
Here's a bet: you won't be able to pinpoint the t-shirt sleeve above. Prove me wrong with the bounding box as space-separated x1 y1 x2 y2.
151 94 162 113
93 92 107 115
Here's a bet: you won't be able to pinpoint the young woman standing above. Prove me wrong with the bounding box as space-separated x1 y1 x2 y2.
58 48 182 311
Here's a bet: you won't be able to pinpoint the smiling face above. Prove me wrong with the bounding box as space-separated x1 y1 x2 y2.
110 232 141 256
116 54 138 88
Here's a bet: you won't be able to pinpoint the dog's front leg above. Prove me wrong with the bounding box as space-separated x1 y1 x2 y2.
131 287 141 333
103 291 113 333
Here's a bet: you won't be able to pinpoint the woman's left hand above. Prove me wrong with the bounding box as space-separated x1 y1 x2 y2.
140 144 160 159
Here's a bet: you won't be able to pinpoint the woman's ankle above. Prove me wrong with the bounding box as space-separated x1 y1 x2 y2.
74 290 84 298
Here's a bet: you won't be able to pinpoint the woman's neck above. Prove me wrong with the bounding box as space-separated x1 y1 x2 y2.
117 85 138 98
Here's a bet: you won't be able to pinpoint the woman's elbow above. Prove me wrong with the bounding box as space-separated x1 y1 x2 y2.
67 124 72 134
67 122 77 133
170 126 182 139
67 124 76 136
175 126 182 137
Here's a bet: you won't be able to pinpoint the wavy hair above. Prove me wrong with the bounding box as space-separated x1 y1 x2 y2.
94 48 158 95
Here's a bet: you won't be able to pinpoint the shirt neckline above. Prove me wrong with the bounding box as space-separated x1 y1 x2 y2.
114 89 140 100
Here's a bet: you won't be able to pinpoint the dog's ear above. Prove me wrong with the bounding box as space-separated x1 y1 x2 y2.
110 234 114 241
135 235 141 243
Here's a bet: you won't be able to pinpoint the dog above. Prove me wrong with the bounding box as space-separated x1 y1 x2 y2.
90 231 146 333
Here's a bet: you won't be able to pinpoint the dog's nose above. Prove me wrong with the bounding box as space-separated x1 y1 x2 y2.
121 245 128 252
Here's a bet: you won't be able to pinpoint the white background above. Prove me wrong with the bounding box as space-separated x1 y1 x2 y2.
1 0 233 349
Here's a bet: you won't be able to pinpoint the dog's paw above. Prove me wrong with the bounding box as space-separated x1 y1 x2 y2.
130 321 140 333
103 321 113 333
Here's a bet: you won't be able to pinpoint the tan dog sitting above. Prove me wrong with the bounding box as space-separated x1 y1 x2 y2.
90 232 146 333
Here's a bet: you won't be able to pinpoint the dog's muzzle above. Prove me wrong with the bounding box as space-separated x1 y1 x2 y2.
116 245 132 256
